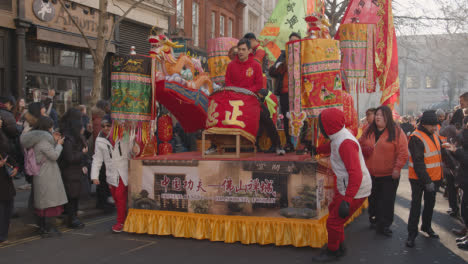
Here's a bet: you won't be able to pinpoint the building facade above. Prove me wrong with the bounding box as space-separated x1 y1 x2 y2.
398 34 468 115
0 0 173 114
169 0 245 67
243 0 277 36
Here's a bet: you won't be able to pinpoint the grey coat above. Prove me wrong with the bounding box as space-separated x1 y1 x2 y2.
20 130 68 209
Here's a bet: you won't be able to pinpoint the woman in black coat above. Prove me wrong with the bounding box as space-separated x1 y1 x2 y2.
0 121 18 243
58 108 88 229
449 128 468 249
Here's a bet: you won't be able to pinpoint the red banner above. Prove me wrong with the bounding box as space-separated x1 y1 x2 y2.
340 0 400 107
205 89 260 143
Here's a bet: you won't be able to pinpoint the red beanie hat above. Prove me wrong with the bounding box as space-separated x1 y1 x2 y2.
319 108 345 136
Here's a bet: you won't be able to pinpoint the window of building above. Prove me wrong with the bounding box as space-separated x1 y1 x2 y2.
176 0 184 29
220 15 225 37
56 77 80 114
248 11 259 34
26 43 53 64
228 18 233 37
407 76 419 89
192 2 199 46
0 1 12 11
211 12 216 39
25 74 53 103
57 49 80 68
84 53 94 70
425 76 434 89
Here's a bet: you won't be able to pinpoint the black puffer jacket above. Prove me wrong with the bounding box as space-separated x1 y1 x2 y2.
453 129 468 188
0 129 16 201
58 135 87 198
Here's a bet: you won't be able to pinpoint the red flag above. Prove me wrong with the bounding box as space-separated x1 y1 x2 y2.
340 0 400 108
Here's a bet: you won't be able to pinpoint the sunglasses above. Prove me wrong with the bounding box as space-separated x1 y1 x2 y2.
101 124 111 128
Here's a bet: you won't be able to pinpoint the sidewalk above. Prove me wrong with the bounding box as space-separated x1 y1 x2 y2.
9 176 111 241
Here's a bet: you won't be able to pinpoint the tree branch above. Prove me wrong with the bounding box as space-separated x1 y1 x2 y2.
57 0 96 59
104 0 145 54
394 15 456 21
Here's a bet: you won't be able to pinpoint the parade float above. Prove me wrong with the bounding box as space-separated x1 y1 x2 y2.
115 0 399 248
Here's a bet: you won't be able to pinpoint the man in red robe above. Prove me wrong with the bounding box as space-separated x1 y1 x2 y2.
225 39 284 155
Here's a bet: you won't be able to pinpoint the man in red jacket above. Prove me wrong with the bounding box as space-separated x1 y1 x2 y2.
313 108 372 262
225 39 284 155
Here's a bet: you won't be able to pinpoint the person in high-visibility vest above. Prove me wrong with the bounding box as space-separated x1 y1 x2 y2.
406 110 446 248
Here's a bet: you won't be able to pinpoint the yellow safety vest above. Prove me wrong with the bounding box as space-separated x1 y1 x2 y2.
408 129 442 181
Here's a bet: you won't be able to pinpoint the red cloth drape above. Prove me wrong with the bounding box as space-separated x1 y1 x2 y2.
340 0 400 108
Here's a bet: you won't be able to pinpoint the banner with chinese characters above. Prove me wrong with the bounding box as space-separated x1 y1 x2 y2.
128 157 334 220
205 88 261 143
258 0 323 62
287 39 343 118
207 37 238 85
110 55 152 121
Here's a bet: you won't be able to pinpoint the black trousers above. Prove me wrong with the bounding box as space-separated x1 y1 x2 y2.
461 184 468 227
368 176 400 229
96 165 112 208
0 199 14 242
445 169 458 212
279 92 292 146
407 179 440 236
65 197 79 216
257 103 281 148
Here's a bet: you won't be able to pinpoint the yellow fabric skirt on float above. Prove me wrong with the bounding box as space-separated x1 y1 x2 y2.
124 200 368 248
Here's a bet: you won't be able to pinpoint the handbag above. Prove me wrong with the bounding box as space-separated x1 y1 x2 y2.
0 154 15 177
4 164 15 177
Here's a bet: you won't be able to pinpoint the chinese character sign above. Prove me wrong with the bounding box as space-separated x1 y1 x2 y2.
205 90 261 144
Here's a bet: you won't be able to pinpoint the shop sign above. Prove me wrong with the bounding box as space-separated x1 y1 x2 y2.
28 0 114 39
33 0 56 22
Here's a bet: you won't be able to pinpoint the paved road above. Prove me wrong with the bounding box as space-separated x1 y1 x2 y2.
1 170 467 264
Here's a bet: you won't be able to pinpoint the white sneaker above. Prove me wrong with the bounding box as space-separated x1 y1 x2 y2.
204 147 217 155
276 148 286 156
107 197 115 204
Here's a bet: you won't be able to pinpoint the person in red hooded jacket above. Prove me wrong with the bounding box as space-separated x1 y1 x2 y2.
312 108 372 262
225 39 285 155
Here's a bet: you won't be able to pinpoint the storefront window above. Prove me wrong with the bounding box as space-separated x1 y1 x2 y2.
83 77 93 103
84 53 94 70
57 49 80 68
26 43 53 64
25 74 53 103
56 77 80 114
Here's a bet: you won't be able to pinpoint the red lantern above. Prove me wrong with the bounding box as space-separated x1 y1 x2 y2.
158 142 173 155
158 115 173 142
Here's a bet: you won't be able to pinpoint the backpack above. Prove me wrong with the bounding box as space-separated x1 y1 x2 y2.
24 148 44 176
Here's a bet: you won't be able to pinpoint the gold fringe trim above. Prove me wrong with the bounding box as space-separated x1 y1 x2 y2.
205 127 256 144
123 200 368 248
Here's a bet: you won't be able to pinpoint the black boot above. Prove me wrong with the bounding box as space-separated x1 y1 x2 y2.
421 227 439 238
39 217 51 238
48 217 62 237
338 242 347 256
406 233 417 248
312 248 341 262
68 214 85 229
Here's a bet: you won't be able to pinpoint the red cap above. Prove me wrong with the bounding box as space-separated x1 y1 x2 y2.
320 108 345 136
